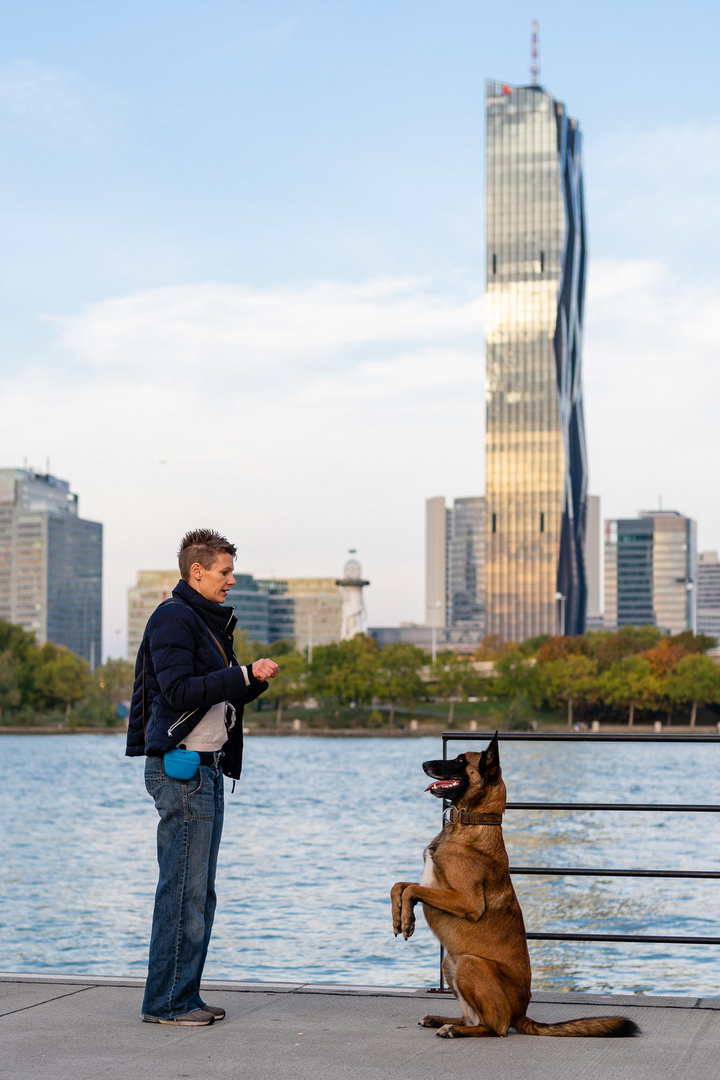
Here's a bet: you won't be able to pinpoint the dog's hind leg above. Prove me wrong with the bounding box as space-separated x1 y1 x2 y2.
418 952 465 1029
435 955 514 1039
418 952 472 1031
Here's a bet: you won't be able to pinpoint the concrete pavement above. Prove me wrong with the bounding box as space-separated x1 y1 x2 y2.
2 973 719 1080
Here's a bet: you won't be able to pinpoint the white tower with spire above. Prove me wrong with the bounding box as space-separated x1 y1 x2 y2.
336 550 370 639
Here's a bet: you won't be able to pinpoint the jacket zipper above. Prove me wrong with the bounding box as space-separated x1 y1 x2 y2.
167 710 197 737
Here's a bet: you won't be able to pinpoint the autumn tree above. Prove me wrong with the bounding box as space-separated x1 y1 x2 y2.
584 627 662 671
598 656 661 726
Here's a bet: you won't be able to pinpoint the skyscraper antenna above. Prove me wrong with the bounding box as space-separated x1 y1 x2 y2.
530 19 540 86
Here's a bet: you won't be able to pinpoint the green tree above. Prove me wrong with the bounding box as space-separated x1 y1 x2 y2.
263 649 308 724
492 649 539 704
96 658 134 706
432 652 480 724
21 643 92 719
374 642 425 724
598 656 660 726
665 654 720 727
307 635 380 709
0 649 22 720
540 654 599 727
0 619 36 660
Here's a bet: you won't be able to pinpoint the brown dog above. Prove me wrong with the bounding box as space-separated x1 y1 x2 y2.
391 734 640 1039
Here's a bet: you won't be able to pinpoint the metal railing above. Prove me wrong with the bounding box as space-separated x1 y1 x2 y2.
433 731 720 991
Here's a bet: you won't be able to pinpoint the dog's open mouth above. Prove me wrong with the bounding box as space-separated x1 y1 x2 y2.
424 779 461 794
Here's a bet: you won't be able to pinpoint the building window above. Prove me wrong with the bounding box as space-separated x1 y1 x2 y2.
492 253 497 275
540 512 545 532
492 513 497 534
540 251 545 272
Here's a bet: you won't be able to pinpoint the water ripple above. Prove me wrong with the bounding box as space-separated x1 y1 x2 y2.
1 734 719 993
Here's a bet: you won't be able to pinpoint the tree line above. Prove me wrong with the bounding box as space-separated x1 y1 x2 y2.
0 620 134 725
2 616 719 728
236 625 720 729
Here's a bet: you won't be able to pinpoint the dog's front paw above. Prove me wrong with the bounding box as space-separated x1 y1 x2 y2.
418 1015 443 1028
436 1024 459 1039
401 915 415 939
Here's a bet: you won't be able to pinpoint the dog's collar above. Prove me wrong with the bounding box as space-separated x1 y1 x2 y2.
444 807 503 826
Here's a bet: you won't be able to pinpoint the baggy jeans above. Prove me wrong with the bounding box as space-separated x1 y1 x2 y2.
141 757 224 1019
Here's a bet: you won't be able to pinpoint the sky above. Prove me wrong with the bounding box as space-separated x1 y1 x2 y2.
1 0 719 659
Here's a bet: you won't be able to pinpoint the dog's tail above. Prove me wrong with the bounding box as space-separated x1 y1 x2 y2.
515 1014 640 1038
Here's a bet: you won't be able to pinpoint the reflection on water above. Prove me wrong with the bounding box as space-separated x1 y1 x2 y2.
1 734 719 994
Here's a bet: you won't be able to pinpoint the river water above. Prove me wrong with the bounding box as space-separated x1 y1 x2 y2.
1 733 719 995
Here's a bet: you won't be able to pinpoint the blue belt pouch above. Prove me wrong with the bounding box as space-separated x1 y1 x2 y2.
164 748 201 780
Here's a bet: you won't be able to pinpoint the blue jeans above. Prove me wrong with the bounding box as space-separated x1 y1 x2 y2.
142 757 225 1019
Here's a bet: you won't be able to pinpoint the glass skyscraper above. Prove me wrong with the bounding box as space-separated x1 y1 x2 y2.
604 511 697 636
425 496 486 634
485 79 588 640
0 469 102 663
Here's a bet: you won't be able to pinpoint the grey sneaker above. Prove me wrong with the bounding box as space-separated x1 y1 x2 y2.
202 1005 226 1020
143 1009 215 1026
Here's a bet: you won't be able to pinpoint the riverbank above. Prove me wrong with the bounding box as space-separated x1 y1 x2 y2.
1 974 718 1080
2 721 719 736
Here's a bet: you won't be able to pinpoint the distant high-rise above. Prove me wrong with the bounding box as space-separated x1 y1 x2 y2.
127 570 178 659
485 79 588 640
0 469 102 663
696 551 720 642
584 495 603 630
425 496 486 634
604 511 697 635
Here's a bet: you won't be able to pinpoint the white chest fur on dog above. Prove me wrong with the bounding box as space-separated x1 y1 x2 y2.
419 847 437 887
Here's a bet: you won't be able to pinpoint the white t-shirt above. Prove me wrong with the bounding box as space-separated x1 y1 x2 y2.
181 702 235 752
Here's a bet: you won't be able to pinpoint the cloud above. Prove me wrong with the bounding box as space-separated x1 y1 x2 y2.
584 257 720 541
50 278 483 375
587 123 720 272
3 261 719 659
0 59 96 133
1 276 485 656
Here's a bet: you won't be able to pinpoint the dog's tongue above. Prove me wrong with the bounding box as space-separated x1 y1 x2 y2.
425 780 456 792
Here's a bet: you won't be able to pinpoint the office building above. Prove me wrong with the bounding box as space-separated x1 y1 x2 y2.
485 79 588 640
225 575 295 646
283 578 342 654
604 511 697 635
425 497 450 630
697 551 720 642
130 569 342 654
127 570 179 659
584 495 603 630
367 624 482 656
425 496 486 636
0 468 102 664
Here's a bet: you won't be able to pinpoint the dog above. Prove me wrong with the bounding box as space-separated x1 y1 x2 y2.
391 733 640 1039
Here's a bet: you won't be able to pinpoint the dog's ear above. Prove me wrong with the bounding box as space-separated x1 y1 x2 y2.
480 731 501 780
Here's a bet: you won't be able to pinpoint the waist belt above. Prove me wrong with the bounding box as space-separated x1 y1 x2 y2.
194 750 225 766
149 750 224 766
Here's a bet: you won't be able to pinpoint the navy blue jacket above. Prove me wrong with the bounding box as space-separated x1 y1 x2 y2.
125 579 267 780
